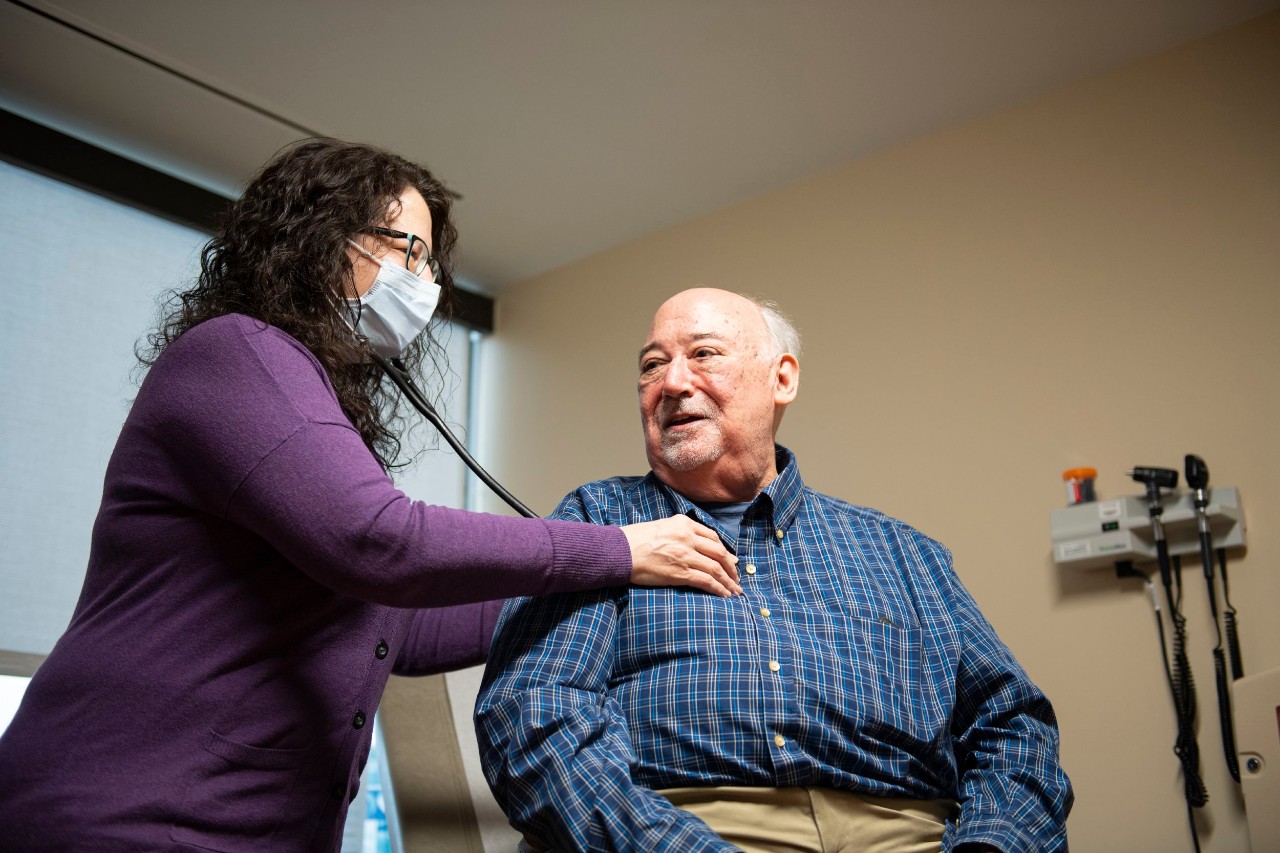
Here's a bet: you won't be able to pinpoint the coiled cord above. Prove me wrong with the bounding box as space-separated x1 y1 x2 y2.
1217 548 1245 680
1169 608 1208 807
1163 556 1208 809
1144 571 1204 853
1213 647 1239 783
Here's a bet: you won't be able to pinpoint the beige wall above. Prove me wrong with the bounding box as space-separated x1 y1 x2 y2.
476 12 1280 852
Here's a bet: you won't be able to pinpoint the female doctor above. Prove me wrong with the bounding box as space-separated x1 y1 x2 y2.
0 139 739 852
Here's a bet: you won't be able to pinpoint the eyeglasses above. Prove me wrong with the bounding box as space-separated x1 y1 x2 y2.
361 226 440 280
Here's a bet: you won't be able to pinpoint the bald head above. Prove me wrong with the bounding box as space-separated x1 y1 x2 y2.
638 288 800 502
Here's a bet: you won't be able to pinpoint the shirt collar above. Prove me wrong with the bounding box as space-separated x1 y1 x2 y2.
642 445 806 548
762 445 805 534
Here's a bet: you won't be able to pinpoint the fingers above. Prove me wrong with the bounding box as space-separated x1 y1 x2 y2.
620 515 743 597
659 543 740 597
693 523 740 583
677 514 740 585
678 563 737 598
684 553 742 597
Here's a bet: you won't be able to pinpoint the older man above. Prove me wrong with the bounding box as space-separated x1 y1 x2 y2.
476 289 1071 852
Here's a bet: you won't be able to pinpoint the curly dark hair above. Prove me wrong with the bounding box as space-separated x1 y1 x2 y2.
141 138 459 470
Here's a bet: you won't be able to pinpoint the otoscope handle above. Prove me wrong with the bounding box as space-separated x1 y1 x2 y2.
1186 455 1213 579
1129 466 1178 586
1198 524 1215 581
1154 530 1173 589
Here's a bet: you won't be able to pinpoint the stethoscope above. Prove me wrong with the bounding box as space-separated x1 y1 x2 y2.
338 269 536 519
367 349 538 520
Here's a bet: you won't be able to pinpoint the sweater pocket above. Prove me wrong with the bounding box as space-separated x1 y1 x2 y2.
170 728 310 852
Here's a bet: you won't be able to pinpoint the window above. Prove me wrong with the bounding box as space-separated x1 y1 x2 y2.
0 674 31 736
0 159 209 656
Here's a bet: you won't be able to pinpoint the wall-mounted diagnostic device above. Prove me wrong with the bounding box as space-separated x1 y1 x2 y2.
1048 462 1271 852
1050 486 1245 572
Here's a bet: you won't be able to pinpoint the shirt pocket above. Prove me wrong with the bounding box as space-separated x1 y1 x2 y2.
169 728 311 852
813 613 938 736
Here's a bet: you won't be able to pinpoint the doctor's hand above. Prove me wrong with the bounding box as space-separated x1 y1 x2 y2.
621 515 741 597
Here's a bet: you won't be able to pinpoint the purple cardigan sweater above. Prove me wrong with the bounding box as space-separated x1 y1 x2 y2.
0 314 630 852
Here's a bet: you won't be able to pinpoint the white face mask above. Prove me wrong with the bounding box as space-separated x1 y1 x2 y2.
345 240 442 358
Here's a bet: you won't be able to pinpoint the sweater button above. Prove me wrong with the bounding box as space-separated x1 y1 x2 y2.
331 782 345 800
375 640 389 659
353 711 366 729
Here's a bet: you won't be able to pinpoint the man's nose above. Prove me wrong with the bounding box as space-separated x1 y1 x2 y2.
662 356 695 397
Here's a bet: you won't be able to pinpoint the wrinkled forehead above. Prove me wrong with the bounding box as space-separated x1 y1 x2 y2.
644 292 767 351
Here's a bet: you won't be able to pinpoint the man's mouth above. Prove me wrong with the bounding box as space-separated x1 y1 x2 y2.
664 413 707 429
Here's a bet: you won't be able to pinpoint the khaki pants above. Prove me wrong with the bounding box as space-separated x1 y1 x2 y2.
658 786 956 853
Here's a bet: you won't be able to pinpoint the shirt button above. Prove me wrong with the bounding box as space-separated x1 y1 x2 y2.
768 660 781 672
375 640 389 659
745 563 757 575
774 734 786 747
352 711 366 729
759 607 771 618
775 529 785 540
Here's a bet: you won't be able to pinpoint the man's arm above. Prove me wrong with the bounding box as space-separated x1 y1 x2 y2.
474 492 738 853
940 549 1073 852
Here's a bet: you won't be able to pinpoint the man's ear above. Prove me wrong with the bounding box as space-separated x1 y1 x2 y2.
774 354 799 407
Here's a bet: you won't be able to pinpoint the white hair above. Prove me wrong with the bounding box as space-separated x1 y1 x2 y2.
747 295 802 360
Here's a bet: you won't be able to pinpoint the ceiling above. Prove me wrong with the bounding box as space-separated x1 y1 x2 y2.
3 0 1277 293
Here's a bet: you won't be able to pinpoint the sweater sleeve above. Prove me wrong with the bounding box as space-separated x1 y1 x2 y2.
393 599 506 676
225 421 630 605
147 316 632 607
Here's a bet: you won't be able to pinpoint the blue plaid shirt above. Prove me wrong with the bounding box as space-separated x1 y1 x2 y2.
477 448 1071 852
